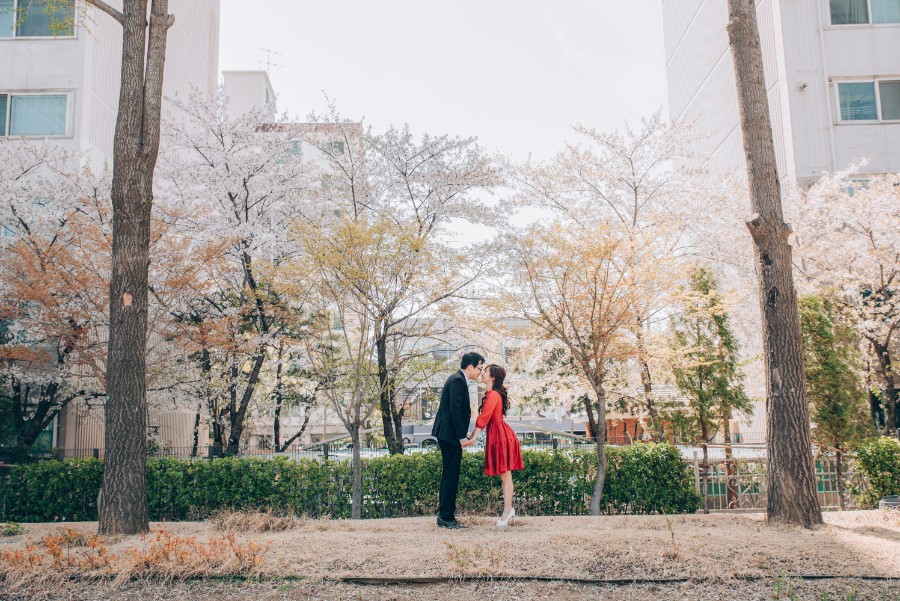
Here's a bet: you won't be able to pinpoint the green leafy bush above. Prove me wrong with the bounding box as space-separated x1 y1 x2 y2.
852 436 900 508
0 443 699 522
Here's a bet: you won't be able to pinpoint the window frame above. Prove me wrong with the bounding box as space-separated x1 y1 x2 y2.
0 0 77 40
0 91 73 138
828 0 900 26
833 78 900 124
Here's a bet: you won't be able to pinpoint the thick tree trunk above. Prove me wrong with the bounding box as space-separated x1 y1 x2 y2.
726 0 822 528
99 0 174 536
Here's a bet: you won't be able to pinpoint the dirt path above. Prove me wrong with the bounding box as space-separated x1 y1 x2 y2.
1 511 897 600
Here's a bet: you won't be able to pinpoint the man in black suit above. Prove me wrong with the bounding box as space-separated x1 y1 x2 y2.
431 351 485 529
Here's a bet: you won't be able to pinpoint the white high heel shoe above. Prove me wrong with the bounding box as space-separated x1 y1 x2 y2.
496 508 515 528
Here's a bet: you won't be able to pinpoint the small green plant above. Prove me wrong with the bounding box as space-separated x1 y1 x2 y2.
662 516 679 559
774 569 795 600
0 522 23 536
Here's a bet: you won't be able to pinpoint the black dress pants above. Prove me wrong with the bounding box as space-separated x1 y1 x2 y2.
437 438 462 521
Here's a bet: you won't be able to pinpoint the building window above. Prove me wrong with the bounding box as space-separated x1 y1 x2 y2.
0 0 75 38
836 80 900 122
838 82 877 120
830 0 900 24
1 94 68 136
881 81 900 119
327 140 345 154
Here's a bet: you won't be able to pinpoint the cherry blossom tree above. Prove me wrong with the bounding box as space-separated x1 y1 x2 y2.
158 91 315 456
0 142 108 454
497 221 649 515
793 168 900 435
300 113 498 455
509 113 697 439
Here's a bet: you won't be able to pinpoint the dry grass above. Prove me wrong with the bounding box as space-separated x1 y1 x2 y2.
0 510 897 600
210 510 300 534
0 525 270 592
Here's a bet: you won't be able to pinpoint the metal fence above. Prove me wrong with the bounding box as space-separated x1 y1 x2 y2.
690 456 862 510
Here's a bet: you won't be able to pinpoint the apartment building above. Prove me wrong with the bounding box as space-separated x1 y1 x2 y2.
661 0 900 187
1 0 221 455
660 0 900 443
1 0 221 173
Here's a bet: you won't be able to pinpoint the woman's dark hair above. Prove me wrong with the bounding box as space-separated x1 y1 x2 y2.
481 364 509 416
460 351 486 370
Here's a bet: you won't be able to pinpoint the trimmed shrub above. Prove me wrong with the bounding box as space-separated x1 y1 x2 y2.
852 436 900 508
0 443 699 522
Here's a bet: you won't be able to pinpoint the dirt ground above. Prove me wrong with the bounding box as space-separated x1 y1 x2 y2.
1 510 898 600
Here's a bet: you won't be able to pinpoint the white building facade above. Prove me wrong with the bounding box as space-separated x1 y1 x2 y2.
1 0 221 455
1 0 220 173
662 0 900 187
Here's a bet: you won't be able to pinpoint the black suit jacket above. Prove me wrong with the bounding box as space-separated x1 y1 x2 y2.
431 370 471 444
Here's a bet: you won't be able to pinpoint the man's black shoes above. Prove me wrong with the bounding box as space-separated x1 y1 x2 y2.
436 516 466 529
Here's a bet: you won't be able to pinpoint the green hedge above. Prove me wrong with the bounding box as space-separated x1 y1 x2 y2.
0 443 699 522
853 436 900 508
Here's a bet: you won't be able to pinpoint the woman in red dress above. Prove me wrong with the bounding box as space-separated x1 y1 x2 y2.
465 364 523 527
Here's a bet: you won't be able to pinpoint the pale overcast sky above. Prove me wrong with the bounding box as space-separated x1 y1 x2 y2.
219 0 669 162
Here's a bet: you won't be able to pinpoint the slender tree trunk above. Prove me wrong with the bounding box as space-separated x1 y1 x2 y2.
588 380 608 516
276 411 311 452
350 424 362 519
700 427 710 514
582 394 599 441
273 343 285 450
722 413 738 509
99 0 174 536
635 323 663 441
191 402 201 458
225 350 266 455
375 330 403 455
871 340 897 435
835 445 846 511
726 0 822 528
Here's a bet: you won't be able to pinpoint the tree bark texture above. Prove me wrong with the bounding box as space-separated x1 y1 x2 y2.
587 379 608 516
99 0 174 536
375 330 403 455
870 340 897 434
350 424 362 519
635 325 663 441
726 0 823 527
835 446 846 511
722 418 738 509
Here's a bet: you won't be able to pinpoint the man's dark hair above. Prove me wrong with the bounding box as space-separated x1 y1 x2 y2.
460 352 486 370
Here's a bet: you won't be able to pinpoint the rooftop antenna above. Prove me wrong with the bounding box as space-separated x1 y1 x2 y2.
256 47 283 72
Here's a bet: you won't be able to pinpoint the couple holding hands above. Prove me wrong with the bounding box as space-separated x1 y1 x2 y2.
431 352 524 529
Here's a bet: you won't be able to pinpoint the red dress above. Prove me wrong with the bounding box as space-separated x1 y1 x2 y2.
476 390 524 476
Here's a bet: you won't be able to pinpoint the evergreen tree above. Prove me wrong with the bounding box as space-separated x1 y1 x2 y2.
799 295 872 509
669 268 753 513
